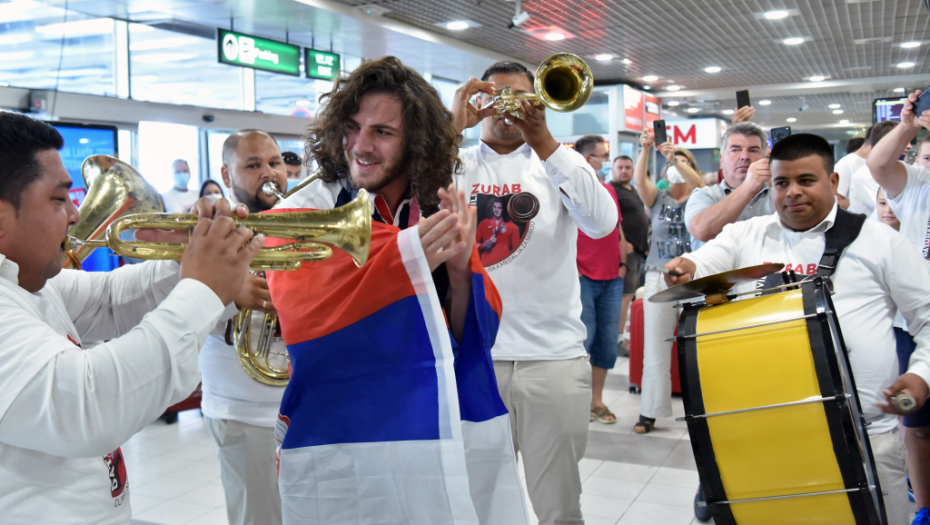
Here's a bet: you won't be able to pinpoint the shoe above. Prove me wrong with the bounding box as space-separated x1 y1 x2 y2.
694 484 712 522
591 405 617 424
910 471 916 502
633 414 656 434
617 341 630 358
913 508 930 525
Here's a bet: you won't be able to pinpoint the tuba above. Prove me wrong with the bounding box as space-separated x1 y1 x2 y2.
64 155 165 269
485 53 593 121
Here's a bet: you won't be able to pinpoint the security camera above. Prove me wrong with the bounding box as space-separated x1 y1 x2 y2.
202 115 215 123
508 11 530 29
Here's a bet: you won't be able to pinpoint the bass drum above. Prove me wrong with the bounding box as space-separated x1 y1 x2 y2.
677 278 886 525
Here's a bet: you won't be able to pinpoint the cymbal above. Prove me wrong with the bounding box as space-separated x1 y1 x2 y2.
648 263 785 303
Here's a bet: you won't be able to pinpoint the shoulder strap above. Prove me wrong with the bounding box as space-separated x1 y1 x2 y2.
816 208 867 278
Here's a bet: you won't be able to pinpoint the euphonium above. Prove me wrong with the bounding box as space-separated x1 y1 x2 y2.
63 155 165 269
486 53 593 121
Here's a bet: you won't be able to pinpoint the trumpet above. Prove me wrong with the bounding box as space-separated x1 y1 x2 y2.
485 53 593 123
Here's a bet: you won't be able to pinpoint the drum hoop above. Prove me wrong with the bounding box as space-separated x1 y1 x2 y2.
678 278 885 525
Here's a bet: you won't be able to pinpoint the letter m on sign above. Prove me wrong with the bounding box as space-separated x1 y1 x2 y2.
674 124 697 145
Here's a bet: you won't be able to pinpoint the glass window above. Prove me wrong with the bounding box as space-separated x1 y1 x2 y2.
431 76 460 110
138 121 200 193
0 2 115 96
255 70 320 117
130 24 242 110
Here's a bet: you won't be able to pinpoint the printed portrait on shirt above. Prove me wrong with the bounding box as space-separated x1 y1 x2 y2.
471 189 539 268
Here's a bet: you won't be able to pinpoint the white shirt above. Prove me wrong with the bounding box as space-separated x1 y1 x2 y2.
0 258 224 524
682 205 930 436
886 162 930 260
684 179 774 251
834 152 868 200
160 187 198 213
454 143 618 361
847 164 881 215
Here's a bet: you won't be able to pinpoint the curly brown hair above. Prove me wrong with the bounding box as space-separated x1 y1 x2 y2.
305 56 462 215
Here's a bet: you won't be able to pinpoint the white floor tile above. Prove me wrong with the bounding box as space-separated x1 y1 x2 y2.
617 500 696 525
182 507 229 525
132 500 216 525
174 482 226 507
582 476 646 500
592 461 658 483
636 482 697 508
131 475 204 500
129 493 168 514
650 467 700 488
584 516 620 525
578 457 604 482
580 493 633 520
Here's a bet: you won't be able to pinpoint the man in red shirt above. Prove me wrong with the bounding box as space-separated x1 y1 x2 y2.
574 135 625 424
477 197 520 265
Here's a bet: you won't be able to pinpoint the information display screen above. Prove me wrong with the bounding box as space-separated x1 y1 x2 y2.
51 122 119 272
873 97 907 124
218 29 301 76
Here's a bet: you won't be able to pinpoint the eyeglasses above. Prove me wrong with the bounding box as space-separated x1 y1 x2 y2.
588 153 610 161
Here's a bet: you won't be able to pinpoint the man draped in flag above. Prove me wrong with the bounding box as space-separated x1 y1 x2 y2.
270 56 528 525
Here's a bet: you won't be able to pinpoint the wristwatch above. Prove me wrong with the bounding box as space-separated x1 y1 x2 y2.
668 156 679 166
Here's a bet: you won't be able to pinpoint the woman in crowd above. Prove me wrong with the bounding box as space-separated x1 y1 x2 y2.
632 132 704 434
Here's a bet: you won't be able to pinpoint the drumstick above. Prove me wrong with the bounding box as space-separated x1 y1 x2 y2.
892 393 917 413
645 265 684 277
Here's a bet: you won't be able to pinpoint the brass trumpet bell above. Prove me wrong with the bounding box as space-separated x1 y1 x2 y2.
65 190 372 272
489 52 593 117
64 155 165 269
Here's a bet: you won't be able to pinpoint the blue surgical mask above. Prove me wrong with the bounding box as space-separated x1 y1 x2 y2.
173 171 191 189
287 178 300 192
598 166 611 180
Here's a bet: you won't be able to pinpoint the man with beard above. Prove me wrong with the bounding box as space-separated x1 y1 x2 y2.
201 129 289 525
684 122 772 251
451 61 618 525
277 57 525 524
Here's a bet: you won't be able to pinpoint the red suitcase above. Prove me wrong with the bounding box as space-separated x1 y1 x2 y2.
628 299 681 394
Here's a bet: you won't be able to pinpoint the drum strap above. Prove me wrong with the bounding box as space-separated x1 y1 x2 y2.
816 208 866 279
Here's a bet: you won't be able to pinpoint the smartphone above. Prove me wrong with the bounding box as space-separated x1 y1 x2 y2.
736 90 751 109
653 119 668 146
913 87 930 117
770 126 791 145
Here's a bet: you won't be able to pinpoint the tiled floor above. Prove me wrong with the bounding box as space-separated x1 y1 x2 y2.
127 357 710 525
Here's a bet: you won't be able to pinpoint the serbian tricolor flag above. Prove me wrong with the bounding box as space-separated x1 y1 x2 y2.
266 210 528 525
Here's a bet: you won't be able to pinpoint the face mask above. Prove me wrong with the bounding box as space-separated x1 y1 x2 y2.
205 193 223 202
286 178 300 192
597 166 611 180
667 165 685 185
173 171 191 189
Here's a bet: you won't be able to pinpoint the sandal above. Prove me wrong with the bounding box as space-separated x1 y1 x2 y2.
633 415 656 434
591 406 617 424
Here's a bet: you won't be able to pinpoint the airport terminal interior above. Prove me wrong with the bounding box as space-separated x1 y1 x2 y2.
1 1 929 524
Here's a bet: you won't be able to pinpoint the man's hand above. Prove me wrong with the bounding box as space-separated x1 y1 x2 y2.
619 265 627 279
234 273 275 314
732 106 755 124
179 216 264 305
438 183 477 277
744 158 772 193
135 197 249 245
880 373 930 416
510 99 560 160
451 77 497 133
663 257 696 288
900 90 930 131
418 209 466 272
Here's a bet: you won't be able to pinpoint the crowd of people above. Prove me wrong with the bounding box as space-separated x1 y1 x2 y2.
0 52 928 525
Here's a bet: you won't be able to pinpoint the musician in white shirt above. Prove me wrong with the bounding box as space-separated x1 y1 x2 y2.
0 112 263 524
663 133 930 525
451 62 617 525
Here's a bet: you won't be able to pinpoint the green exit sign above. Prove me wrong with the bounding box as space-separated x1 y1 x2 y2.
305 49 340 80
218 29 301 77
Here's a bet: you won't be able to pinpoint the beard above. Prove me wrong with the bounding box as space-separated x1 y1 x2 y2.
232 183 275 213
491 116 523 141
345 149 406 194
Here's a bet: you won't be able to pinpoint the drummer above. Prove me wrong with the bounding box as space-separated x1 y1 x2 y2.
664 133 930 525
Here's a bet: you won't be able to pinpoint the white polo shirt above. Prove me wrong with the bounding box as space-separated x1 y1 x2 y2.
0 259 224 524
682 204 930 436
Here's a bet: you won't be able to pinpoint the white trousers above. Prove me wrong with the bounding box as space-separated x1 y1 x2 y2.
872 427 909 525
204 417 283 525
641 271 678 419
494 357 591 525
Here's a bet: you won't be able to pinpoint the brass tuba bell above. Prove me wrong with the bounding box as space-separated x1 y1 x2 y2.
64 155 165 269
